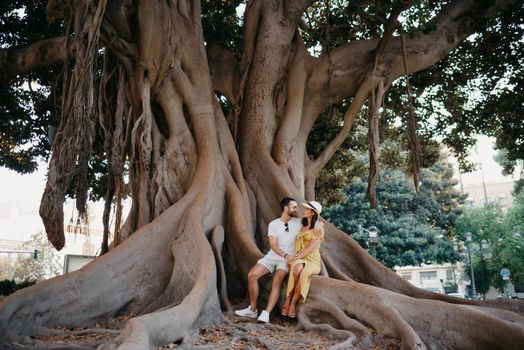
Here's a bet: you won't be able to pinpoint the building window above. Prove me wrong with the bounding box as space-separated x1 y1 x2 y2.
401 272 412 280
446 268 453 280
420 271 438 280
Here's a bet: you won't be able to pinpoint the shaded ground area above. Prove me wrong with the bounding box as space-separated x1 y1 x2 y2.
28 314 395 349
160 316 345 350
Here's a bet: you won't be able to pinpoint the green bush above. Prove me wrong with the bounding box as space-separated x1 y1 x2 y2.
0 279 36 296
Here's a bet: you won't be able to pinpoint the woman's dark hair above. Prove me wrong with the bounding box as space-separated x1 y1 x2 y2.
280 197 296 212
302 212 318 229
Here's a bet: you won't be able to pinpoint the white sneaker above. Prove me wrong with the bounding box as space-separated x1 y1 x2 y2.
257 310 270 323
235 306 258 319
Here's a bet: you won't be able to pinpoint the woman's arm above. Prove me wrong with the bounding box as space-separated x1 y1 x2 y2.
296 239 321 259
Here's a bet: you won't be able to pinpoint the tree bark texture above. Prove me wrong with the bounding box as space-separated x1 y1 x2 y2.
0 0 523 349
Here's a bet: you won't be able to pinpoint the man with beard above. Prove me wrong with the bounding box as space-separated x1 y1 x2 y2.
235 197 302 323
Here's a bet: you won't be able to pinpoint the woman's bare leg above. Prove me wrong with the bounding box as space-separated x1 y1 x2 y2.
282 294 292 315
288 263 304 317
283 264 302 314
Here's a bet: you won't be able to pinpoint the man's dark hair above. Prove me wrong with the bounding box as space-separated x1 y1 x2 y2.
280 197 296 212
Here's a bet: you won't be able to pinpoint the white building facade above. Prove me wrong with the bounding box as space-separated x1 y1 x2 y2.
0 200 103 277
395 262 469 295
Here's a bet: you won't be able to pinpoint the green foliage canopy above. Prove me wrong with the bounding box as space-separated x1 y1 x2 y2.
1 1 523 202
323 154 465 268
0 0 62 173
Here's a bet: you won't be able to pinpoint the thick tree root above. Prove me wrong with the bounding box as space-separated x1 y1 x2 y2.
223 328 278 350
97 214 223 349
297 312 359 349
321 222 524 315
210 225 234 314
35 327 120 337
15 344 98 350
298 276 524 350
0 194 216 349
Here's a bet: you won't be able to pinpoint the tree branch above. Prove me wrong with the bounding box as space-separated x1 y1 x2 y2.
372 0 416 70
305 1 414 175
310 77 377 175
0 37 72 77
306 0 516 108
273 34 310 165
366 81 385 209
285 0 317 19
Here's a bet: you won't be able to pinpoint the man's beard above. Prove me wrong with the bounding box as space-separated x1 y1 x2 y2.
288 210 300 218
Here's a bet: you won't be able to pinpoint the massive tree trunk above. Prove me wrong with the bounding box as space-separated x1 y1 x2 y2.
1 0 523 349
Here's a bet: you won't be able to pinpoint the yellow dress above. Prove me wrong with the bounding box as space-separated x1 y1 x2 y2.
286 227 324 303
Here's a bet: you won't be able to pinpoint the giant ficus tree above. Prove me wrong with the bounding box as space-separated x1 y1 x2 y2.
1 0 523 349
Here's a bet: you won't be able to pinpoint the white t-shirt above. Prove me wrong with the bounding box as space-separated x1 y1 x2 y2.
266 217 302 260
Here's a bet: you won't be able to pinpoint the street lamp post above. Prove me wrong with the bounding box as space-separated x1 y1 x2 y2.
478 239 491 299
450 242 459 290
500 268 511 299
360 225 379 258
465 232 477 298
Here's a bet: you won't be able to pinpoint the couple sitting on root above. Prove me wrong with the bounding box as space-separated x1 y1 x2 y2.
235 197 324 323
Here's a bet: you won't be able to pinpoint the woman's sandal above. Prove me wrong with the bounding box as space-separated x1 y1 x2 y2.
281 305 289 316
288 306 296 318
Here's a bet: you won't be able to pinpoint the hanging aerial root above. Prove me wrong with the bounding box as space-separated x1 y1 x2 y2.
298 276 524 350
366 80 385 209
99 63 128 254
40 0 108 250
129 79 154 229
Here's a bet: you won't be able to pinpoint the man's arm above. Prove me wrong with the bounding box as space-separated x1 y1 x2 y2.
268 236 287 258
269 236 298 263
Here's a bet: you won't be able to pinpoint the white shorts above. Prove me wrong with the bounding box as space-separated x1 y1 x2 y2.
257 255 289 274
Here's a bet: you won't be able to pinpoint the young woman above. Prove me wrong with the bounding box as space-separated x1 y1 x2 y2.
282 201 324 318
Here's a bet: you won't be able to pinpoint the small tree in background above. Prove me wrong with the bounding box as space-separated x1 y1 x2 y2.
10 231 61 283
454 197 524 296
0 258 14 281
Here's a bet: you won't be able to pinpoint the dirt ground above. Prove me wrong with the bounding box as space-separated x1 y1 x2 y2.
27 313 396 350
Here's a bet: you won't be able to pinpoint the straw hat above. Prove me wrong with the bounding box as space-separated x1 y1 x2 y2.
302 201 322 215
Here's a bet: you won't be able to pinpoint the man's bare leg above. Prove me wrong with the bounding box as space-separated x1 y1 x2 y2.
264 269 288 313
248 264 270 310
